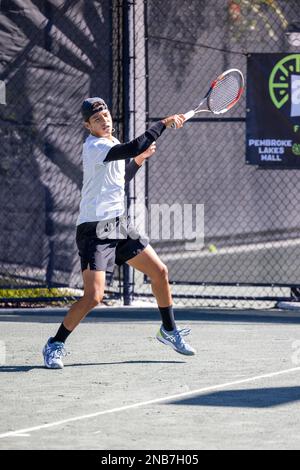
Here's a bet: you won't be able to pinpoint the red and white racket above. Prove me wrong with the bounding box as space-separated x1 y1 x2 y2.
172 68 244 127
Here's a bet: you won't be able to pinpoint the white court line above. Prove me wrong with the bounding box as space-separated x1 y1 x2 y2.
1 366 300 440
163 238 300 261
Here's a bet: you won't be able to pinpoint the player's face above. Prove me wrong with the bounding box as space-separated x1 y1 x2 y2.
86 109 113 139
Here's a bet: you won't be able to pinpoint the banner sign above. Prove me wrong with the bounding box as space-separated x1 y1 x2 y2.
246 53 300 168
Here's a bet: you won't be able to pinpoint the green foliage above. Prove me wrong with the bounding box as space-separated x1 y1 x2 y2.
0 288 74 299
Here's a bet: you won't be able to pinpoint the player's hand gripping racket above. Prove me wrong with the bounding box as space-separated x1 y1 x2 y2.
172 68 244 128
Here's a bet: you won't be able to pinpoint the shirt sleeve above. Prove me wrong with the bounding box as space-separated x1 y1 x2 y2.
104 121 166 162
89 138 116 165
124 159 141 185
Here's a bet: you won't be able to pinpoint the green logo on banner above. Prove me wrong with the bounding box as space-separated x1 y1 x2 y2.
292 143 300 156
269 54 300 109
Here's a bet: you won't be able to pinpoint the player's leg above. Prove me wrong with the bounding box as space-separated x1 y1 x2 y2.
43 269 106 369
127 244 173 321
63 269 105 331
126 244 196 355
43 216 117 369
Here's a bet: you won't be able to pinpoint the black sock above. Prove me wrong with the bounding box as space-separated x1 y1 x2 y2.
50 323 72 344
159 305 176 331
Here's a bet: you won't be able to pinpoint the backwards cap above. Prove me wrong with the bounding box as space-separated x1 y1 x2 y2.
81 97 108 121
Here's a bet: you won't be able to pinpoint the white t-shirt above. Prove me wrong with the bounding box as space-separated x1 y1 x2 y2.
76 134 126 225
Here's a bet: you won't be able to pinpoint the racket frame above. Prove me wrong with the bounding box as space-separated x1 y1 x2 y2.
182 68 244 123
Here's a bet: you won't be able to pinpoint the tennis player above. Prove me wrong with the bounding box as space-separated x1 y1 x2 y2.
43 97 196 369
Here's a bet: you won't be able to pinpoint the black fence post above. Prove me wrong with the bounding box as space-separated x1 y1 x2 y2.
122 0 134 305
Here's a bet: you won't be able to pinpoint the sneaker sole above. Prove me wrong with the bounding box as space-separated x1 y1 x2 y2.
43 360 64 369
43 348 64 369
156 334 196 356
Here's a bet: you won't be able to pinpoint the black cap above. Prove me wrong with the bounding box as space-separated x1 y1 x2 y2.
81 97 108 121
287 22 300 33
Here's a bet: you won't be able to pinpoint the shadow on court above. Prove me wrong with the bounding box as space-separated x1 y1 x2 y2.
0 359 185 372
168 386 300 408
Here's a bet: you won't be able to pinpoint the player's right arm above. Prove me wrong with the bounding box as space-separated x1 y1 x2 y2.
104 114 184 163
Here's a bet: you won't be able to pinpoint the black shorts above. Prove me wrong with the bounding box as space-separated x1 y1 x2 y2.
76 216 149 274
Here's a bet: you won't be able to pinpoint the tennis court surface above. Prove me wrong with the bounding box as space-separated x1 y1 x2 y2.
1 307 300 450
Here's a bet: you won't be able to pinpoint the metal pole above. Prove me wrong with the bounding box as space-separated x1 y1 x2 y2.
122 0 134 305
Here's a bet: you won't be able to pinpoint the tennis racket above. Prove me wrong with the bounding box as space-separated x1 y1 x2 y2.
172 68 244 127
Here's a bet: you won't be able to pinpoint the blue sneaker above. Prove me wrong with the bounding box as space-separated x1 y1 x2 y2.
156 326 196 356
43 338 67 369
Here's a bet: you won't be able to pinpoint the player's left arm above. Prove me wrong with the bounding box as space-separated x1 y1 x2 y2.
124 142 156 184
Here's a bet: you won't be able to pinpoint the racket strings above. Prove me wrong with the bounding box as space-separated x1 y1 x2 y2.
208 73 242 113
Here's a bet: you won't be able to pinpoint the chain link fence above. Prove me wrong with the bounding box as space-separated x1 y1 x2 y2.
1 0 300 307
0 0 123 303
131 0 300 307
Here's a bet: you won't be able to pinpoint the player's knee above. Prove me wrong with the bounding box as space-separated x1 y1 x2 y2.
154 263 169 283
91 291 103 306
162 264 169 281
85 291 103 308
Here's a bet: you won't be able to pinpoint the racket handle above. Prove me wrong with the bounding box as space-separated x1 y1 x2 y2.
171 110 195 128
184 110 195 121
